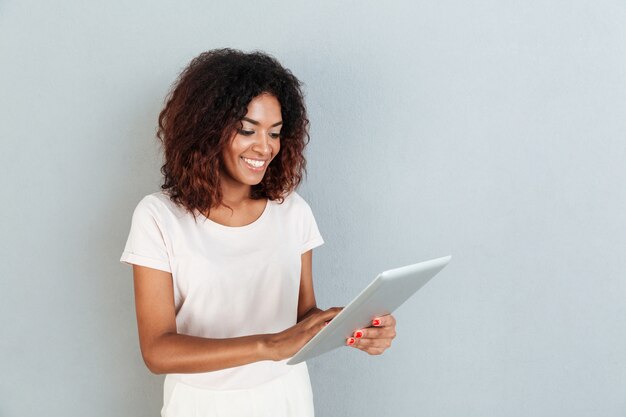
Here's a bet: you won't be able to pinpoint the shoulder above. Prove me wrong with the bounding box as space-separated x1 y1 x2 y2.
276 190 314 213
134 191 164 212
132 191 179 220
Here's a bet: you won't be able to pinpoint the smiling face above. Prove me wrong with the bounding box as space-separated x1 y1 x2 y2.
220 93 282 195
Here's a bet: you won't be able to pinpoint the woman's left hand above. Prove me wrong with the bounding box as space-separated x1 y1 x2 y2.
346 314 396 355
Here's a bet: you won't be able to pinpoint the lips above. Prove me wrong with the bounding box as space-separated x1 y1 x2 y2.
241 156 267 171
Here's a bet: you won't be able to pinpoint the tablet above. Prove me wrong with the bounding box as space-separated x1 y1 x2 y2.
286 255 452 365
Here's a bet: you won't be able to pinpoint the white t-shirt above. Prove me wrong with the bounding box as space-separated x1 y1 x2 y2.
119 190 324 389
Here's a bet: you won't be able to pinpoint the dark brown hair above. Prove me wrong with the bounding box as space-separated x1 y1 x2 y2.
157 48 310 222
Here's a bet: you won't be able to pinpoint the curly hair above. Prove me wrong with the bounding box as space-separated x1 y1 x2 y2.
156 48 311 222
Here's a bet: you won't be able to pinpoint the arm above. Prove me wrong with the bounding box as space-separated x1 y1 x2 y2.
132 264 272 375
296 249 322 322
133 254 341 374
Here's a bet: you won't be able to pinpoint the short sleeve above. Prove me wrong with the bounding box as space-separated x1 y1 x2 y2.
300 199 324 254
119 196 172 273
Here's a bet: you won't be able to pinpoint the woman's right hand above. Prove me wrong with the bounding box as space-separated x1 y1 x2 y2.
264 307 344 361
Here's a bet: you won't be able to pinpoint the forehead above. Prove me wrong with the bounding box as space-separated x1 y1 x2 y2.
243 94 282 120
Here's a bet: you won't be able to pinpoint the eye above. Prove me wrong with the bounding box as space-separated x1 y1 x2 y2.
270 132 281 139
238 129 254 136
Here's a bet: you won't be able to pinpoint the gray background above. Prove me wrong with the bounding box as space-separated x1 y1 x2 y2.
1 1 625 416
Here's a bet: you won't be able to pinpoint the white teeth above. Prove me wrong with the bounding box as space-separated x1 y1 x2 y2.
242 157 265 168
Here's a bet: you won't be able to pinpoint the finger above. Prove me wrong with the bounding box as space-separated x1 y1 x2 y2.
364 347 386 355
353 327 395 339
371 314 396 327
347 335 393 349
351 336 393 350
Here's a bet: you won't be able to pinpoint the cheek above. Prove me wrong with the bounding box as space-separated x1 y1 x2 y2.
222 149 240 171
228 136 246 155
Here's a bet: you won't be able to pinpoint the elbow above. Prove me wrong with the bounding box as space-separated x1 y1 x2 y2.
141 342 168 375
143 351 168 375
140 332 178 374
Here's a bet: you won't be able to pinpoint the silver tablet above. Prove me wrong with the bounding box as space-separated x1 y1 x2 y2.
286 255 452 365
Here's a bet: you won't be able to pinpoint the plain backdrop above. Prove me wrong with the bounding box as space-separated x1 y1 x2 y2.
1 1 625 416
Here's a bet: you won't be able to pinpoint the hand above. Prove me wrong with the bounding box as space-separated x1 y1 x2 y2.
346 314 397 355
264 307 344 361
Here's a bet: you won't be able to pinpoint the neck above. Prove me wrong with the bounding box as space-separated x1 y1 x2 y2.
219 176 253 207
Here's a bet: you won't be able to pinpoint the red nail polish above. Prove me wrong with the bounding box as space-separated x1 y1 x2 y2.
354 330 363 338
347 337 355 345
372 318 381 326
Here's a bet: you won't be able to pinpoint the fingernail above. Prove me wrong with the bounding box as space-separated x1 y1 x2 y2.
347 337 356 345
372 318 381 326
354 330 363 338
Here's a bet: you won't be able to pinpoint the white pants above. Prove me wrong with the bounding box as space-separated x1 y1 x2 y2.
161 362 315 417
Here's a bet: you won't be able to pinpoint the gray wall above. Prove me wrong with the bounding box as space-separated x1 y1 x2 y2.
2 1 625 416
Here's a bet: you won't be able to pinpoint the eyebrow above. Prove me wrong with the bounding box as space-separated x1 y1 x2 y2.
242 117 283 127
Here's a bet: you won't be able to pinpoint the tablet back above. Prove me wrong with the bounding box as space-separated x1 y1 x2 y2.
286 255 452 365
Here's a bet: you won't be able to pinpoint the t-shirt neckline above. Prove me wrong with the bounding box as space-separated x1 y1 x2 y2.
196 198 272 231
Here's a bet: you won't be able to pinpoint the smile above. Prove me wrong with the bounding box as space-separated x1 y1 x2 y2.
241 157 267 171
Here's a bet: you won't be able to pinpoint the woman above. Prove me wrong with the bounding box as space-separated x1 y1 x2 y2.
120 48 397 417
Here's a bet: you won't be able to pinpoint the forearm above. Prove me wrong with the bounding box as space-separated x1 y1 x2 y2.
145 332 273 375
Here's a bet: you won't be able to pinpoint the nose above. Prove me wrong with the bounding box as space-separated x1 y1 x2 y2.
252 132 272 156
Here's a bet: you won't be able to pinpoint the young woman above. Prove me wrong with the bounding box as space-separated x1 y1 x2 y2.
120 48 397 417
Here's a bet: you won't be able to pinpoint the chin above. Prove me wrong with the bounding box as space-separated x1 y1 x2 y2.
238 173 266 186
